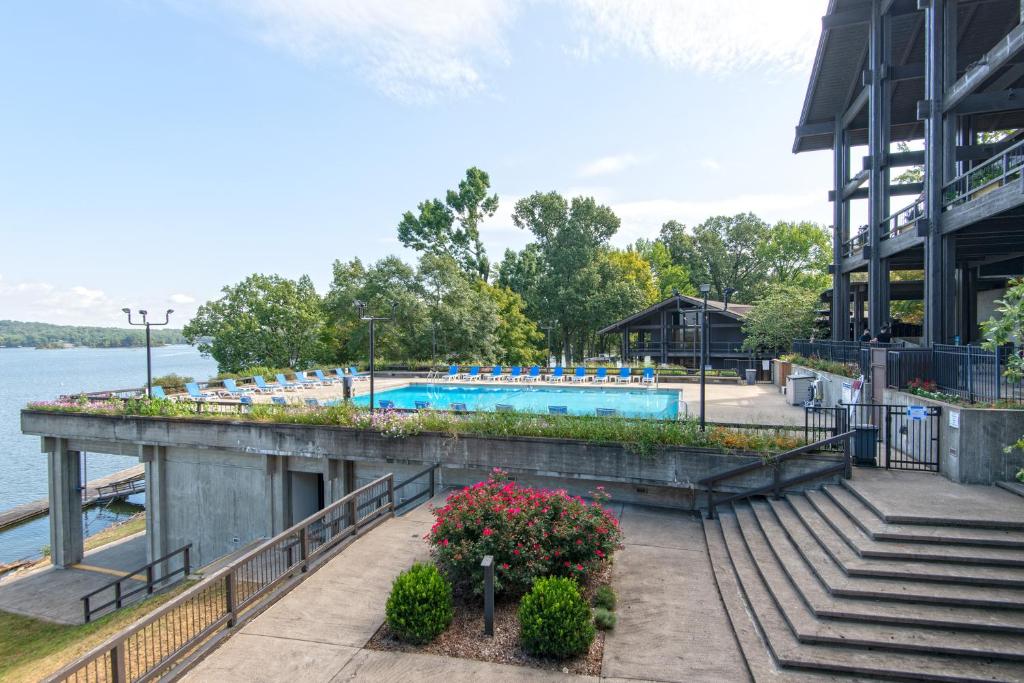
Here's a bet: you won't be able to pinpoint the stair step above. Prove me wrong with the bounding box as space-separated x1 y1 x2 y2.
786 494 1024 588
717 509 1024 682
746 498 1024 633
702 515 833 682
998 481 1024 500
825 485 1024 549
807 489 1024 567
733 501 1024 660
765 497 1024 609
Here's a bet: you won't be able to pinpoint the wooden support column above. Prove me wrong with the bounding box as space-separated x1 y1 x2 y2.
45 437 83 568
854 287 866 337
832 115 851 340
925 0 953 344
867 0 891 334
659 310 668 365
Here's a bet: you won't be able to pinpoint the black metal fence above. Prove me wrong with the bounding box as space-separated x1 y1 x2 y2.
792 340 904 377
887 344 1023 404
806 403 941 471
82 545 192 623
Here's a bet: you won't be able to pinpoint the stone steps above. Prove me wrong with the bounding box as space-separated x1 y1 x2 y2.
709 509 1024 682
807 489 1024 567
767 495 1024 609
998 481 1024 500
732 502 1024 660
783 494 1024 587
841 478 1024 530
825 485 1024 549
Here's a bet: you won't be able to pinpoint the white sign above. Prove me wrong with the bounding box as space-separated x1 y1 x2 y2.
841 381 852 405
907 405 927 421
762 359 770 371
949 411 960 429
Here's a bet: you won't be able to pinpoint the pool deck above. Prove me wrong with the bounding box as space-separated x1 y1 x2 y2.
176 378 807 427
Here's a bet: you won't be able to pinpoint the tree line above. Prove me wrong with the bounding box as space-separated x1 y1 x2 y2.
0 320 187 348
184 168 831 373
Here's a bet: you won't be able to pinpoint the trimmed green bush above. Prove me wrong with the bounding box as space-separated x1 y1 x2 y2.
593 606 616 630
518 577 595 658
593 585 616 611
385 563 453 644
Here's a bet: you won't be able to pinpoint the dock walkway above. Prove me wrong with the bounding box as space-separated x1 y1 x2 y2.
0 465 145 531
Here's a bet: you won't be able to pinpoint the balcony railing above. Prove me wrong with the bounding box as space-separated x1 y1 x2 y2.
881 195 925 241
842 225 870 258
943 138 1024 209
629 341 750 355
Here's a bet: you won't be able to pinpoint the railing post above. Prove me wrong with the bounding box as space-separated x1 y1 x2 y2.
995 345 1002 401
772 464 782 499
225 570 236 628
146 565 155 594
299 527 308 573
387 474 395 513
967 345 975 404
348 494 358 534
183 545 191 576
83 596 91 624
110 640 127 683
705 483 716 520
114 581 123 609
429 466 436 499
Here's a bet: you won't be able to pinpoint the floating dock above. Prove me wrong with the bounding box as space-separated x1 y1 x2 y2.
0 465 145 531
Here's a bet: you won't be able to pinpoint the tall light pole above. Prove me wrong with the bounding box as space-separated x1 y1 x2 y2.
355 300 396 413
698 284 711 431
123 308 173 398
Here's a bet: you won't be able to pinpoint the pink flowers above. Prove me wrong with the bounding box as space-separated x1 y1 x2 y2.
482 527 494 537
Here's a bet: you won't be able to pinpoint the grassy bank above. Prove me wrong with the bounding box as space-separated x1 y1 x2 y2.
27 398 804 456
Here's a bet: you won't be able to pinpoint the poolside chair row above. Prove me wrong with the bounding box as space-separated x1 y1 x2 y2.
394 400 620 417
178 367 370 401
442 365 657 385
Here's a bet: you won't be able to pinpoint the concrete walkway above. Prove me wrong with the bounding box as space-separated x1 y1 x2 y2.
186 500 747 682
0 533 148 624
602 506 749 683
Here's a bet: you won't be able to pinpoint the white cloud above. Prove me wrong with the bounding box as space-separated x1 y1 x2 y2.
700 158 722 172
209 0 519 103
566 0 822 75
578 154 641 178
169 293 196 304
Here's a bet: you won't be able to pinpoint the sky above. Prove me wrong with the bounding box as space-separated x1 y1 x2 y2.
0 0 836 328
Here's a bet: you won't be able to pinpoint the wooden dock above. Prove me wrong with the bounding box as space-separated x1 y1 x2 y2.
0 465 145 531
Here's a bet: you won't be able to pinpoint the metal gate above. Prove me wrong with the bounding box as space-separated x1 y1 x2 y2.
805 403 941 471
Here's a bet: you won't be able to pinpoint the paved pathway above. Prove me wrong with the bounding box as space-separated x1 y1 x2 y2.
0 533 148 624
187 500 747 682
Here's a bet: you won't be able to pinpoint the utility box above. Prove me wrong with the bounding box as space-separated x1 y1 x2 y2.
786 373 815 406
774 359 793 387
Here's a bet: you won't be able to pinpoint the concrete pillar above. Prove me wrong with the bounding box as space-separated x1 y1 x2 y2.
265 455 289 535
854 285 865 337
323 458 343 505
45 438 83 568
832 115 850 340
924 0 947 344
141 445 168 565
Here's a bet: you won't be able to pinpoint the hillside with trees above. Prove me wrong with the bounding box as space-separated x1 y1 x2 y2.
0 320 188 348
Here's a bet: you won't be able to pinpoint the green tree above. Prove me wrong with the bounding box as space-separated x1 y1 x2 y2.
981 277 1024 453
397 167 499 280
183 274 325 373
495 244 542 310
418 254 501 363
758 221 832 296
631 239 694 297
671 213 772 303
741 285 821 353
484 283 545 364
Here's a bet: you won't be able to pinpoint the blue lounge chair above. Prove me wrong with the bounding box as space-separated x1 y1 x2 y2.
596 407 618 417
294 371 319 387
547 366 565 382
305 398 320 407
593 367 609 383
571 367 588 383
507 366 523 381
349 367 369 382
185 382 210 401
488 365 504 381
444 365 462 381
252 376 282 393
450 402 468 412
523 365 541 382
379 399 395 409
641 367 657 385
335 368 348 380
414 400 431 409
275 373 300 391
548 405 568 414
149 386 166 399
465 366 481 381
218 378 253 397
616 367 633 384
240 396 253 407
495 403 515 412
271 396 288 406
313 369 337 385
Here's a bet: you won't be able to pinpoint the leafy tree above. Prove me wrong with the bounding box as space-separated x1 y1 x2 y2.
894 141 924 184
670 213 772 303
183 274 324 373
495 245 542 311
631 239 694 297
418 254 501 363
758 221 832 296
741 285 821 353
397 167 499 280
981 277 1024 453
484 283 545 364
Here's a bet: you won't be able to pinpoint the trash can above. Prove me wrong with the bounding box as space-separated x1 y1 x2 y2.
851 424 878 467
342 375 354 401
745 368 757 385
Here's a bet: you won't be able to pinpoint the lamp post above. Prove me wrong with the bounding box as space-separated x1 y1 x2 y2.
122 308 173 398
355 300 396 413
698 284 711 431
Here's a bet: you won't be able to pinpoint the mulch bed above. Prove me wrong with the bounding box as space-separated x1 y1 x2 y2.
366 562 613 676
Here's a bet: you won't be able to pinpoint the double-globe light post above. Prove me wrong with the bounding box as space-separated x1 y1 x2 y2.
122 308 173 398
354 300 397 414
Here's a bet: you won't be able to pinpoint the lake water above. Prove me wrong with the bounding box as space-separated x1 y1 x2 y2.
0 345 217 563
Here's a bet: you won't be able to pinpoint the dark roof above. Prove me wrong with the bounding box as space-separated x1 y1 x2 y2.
597 294 750 335
794 0 1024 153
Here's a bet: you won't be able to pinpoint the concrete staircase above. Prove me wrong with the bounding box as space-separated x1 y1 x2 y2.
703 480 1024 682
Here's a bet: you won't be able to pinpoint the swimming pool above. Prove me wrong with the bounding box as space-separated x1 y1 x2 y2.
351 383 682 419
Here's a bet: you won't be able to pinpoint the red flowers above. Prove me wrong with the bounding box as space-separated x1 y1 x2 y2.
482 528 494 537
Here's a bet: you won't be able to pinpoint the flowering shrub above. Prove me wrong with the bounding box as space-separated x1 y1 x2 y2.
352 409 423 438
427 469 623 595
907 378 937 392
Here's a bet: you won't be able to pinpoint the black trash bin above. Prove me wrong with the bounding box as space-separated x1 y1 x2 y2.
745 368 757 385
851 424 878 467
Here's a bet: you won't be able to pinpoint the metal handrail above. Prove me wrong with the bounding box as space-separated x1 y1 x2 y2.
393 464 439 513
943 136 1024 208
81 544 192 623
842 225 870 257
698 431 854 519
882 195 925 240
46 474 395 683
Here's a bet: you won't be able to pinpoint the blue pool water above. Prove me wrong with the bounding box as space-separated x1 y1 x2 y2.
351 383 681 419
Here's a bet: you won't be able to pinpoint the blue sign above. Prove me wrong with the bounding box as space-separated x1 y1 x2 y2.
907 405 927 421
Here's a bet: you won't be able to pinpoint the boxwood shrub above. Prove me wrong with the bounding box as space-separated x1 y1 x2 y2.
385 562 453 644
518 576 595 658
